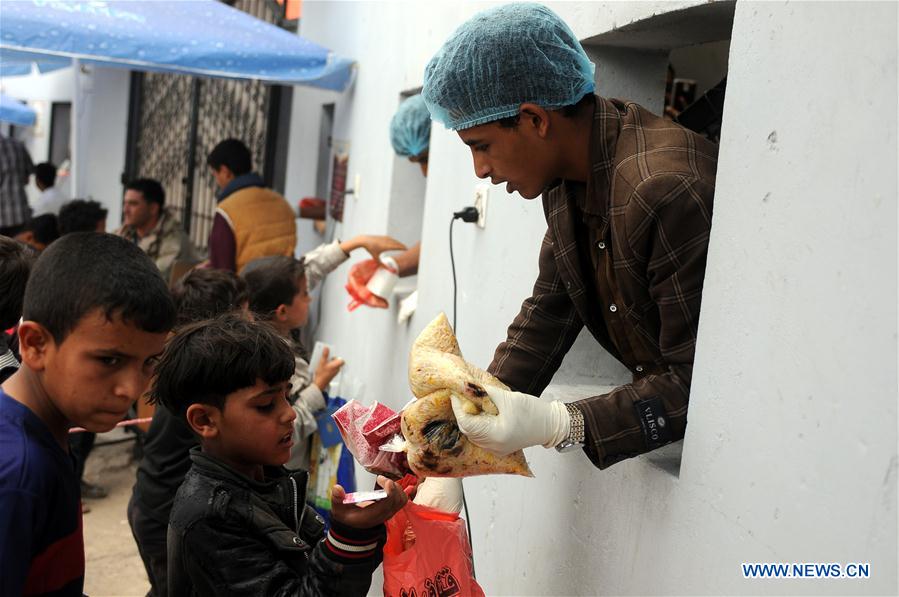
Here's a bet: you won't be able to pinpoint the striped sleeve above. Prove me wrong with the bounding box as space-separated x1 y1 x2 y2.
321 519 385 565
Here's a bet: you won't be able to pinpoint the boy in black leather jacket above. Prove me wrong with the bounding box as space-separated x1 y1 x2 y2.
150 315 410 596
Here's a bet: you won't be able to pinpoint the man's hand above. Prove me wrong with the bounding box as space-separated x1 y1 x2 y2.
450 386 571 456
330 475 411 529
340 235 407 260
413 477 464 513
313 347 344 391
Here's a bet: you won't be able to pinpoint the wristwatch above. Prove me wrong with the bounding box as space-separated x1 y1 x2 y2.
556 403 586 453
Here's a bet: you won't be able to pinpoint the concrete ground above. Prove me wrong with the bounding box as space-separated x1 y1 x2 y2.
81 428 150 597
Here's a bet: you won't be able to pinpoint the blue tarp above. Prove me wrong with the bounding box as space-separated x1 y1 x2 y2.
0 0 355 91
0 93 37 126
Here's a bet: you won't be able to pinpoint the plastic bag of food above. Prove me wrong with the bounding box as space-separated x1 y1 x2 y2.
403 313 533 477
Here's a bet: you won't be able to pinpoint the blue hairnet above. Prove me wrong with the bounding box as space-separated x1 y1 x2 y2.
422 3 596 131
389 94 432 157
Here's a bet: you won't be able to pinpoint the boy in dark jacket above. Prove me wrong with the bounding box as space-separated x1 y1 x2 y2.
129 268 249 597
150 315 410 596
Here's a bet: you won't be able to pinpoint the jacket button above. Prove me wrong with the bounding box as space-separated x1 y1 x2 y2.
635 365 644 372
597 241 606 250
609 304 618 313
565 281 571 289
292 536 302 546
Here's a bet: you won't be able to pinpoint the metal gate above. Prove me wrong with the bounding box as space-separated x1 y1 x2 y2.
124 0 294 250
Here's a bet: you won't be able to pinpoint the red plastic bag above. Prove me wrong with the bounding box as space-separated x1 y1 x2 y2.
383 501 484 597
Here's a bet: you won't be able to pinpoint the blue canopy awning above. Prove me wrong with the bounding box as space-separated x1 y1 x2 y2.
0 93 37 126
0 0 355 91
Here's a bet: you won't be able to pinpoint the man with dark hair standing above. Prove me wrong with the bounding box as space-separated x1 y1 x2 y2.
116 178 198 283
206 138 296 273
0 132 34 237
32 162 66 217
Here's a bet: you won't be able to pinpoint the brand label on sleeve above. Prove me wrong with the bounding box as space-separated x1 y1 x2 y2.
633 397 672 449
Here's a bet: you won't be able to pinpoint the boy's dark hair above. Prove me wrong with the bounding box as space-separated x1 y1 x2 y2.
125 178 166 207
206 138 252 177
0 237 37 330
34 162 56 188
241 256 306 321
496 93 594 128
23 232 176 344
150 314 294 417
172 268 247 327
58 199 108 235
21 214 60 246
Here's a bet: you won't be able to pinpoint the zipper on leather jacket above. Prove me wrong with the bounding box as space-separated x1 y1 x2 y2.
289 475 304 533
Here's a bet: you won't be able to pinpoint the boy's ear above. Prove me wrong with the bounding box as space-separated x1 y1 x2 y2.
186 403 220 439
273 304 289 322
17 321 54 371
519 103 551 138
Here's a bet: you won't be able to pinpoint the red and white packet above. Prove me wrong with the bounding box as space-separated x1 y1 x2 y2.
332 400 409 478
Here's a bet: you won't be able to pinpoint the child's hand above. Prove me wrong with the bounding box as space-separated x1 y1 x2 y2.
313 347 344 391
330 476 411 529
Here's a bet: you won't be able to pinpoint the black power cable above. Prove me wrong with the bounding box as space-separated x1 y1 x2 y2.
449 206 480 577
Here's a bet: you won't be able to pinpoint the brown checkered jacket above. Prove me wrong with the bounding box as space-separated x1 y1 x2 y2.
488 96 718 469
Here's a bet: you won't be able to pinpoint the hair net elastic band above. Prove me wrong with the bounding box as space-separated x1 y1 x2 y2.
447 80 596 131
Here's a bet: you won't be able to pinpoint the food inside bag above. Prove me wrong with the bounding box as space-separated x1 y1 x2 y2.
331 313 532 478
404 313 532 477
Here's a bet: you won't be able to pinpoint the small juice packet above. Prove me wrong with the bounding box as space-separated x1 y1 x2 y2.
342 489 388 505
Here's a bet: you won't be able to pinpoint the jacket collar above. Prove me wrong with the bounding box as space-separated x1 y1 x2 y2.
188 446 302 495
576 95 624 221
217 172 266 202
121 207 175 243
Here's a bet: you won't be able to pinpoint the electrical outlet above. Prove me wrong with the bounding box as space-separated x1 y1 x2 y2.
474 184 488 229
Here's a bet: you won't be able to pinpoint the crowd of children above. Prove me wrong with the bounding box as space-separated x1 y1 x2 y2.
0 231 415 596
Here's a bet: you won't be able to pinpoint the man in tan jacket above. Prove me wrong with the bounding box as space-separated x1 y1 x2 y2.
423 3 717 469
206 139 296 273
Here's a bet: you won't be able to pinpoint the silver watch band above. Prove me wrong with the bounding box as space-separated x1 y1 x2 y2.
565 402 585 444
556 403 585 452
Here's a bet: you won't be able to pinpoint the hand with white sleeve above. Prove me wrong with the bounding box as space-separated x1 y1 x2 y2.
450 385 571 456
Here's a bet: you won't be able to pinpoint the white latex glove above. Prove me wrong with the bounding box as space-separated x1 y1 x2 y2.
450 386 571 456
397 290 418 325
413 477 464 513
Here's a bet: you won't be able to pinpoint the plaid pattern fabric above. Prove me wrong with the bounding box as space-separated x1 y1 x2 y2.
488 96 718 468
0 134 34 228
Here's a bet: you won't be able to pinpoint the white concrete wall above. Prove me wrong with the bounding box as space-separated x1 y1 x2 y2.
72 65 130 229
1 64 129 230
291 1 896 594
